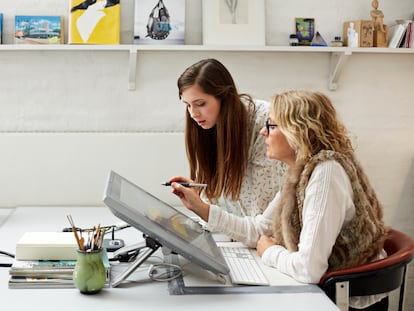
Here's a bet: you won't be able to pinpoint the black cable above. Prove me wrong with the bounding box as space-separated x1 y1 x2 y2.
0 250 15 258
0 250 15 268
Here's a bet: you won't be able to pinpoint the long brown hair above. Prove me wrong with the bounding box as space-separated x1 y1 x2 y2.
177 59 255 201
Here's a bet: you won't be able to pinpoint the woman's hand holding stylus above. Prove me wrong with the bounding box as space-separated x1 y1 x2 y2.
170 179 210 222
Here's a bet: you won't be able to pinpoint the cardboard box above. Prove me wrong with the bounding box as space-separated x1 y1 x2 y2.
343 20 374 47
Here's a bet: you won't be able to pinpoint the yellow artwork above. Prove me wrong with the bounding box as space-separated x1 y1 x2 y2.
69 0 120 44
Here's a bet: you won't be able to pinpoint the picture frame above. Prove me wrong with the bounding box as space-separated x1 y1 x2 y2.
15 15 64 44
295 17 315 46
69 0 120 45
134 0 185 45
202 0 265 46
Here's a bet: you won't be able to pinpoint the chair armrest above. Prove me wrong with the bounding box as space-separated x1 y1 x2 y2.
319 229 414 285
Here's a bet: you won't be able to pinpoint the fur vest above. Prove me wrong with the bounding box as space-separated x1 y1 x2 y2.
272 150 388 271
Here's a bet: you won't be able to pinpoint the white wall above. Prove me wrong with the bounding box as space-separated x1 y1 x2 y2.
0 1 413 309
0 132 188 207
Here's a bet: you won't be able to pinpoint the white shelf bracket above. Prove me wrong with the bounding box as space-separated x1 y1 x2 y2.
128 48 138 91
328 50 352 91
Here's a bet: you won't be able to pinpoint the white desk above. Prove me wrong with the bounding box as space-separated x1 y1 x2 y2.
0 206 339 311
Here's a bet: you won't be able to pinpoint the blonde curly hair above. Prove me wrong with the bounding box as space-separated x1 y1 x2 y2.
270 90 353 162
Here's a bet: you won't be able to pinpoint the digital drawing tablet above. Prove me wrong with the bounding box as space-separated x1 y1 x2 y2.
103 171 229 276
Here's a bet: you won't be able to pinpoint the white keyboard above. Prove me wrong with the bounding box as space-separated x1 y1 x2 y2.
219 246 269 285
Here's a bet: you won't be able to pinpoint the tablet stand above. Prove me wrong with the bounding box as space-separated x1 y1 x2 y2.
111 235 161 287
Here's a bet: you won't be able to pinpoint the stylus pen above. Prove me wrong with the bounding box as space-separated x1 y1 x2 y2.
161 182 207 188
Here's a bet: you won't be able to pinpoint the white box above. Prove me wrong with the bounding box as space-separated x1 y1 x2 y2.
15 232 78 260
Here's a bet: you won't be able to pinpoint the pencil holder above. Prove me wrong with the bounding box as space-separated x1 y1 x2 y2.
73 249 106 294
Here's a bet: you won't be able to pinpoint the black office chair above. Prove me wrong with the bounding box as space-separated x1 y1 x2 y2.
319 228 414 311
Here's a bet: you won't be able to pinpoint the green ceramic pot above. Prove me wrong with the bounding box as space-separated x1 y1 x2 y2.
73 249 106 294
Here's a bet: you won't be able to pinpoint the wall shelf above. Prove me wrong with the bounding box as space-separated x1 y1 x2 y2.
1 44 413 91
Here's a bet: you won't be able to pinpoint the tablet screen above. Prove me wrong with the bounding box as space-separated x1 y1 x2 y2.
103 171 229 275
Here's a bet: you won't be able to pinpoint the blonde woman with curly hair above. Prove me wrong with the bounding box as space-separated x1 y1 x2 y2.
171 89 389 311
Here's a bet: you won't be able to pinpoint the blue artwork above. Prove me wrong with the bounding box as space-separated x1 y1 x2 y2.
295 17 315 46
14 15 63 44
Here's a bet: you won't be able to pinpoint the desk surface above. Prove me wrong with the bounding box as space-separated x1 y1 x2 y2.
0 206 339 311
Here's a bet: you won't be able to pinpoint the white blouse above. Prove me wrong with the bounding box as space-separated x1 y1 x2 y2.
207 160 387 308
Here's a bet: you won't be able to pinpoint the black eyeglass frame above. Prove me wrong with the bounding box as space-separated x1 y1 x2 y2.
265 119 277 134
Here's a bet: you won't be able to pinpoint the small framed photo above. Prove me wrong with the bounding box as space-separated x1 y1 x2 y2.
295 17 315 46
15 15 64 44
202 0 265 46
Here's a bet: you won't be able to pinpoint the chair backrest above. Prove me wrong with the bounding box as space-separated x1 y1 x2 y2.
319 228 414 310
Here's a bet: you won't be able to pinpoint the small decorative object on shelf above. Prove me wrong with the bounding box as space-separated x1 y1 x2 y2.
347 22 359 47
295 17 315 46
311 31 328 46
289 34 298 46
330 36 343 47
134 0 185 45
370 0 388 47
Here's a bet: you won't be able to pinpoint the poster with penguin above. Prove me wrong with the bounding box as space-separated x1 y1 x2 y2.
134 0 185 45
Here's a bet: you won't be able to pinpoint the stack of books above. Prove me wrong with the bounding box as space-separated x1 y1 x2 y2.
8 231 111 289
9 258 78 289
388 19 414 48
9 250 110 289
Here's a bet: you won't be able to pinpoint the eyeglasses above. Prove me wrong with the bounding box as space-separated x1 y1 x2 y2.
264 119 277 134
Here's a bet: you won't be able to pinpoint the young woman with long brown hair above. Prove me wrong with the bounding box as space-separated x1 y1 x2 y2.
169 58 285 217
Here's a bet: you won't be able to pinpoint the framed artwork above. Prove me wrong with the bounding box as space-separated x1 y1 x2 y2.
134 0 185 45
69 0 120 44
15 15 64 44
202 0 265 46
295 17 315 46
